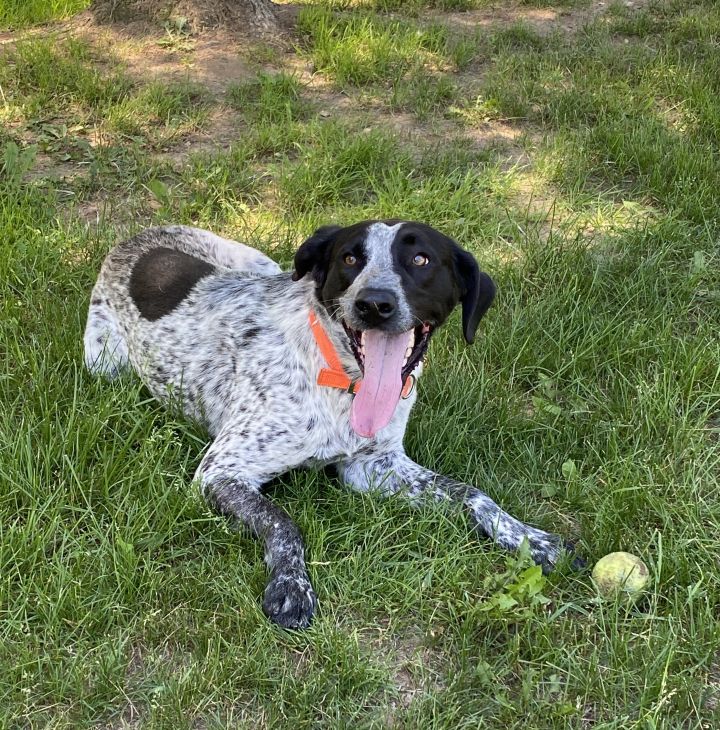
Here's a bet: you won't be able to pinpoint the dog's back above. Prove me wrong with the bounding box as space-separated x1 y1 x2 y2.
84 226 281 377
84 227 286 424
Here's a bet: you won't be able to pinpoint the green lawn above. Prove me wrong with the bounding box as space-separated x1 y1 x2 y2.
0 0 91 29
1 0 719 727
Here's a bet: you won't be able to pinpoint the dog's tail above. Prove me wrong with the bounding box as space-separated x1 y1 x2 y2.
84 281 130 379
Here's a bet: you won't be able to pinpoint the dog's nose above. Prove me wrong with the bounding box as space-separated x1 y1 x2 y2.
355 289 397 325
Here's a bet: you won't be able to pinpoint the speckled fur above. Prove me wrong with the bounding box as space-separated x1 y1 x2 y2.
84 224 580 629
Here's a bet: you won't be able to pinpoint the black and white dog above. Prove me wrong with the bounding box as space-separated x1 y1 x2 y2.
85 221 580 628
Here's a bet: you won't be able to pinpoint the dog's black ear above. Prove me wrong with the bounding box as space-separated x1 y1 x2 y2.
453 248 496 344
292 225 342 285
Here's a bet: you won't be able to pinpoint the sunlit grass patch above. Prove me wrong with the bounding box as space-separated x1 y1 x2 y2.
297 7 478 87
295 7 480 116
545 115 720 224
277 121 410 214
474 6 720 224
104 81 211 146
502 167 658 243
0 0 90 29
0 37 133 119
174 143 265 220
227 72 310 124
272 119 517 247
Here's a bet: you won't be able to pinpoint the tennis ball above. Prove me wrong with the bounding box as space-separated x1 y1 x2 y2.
591 552 649 598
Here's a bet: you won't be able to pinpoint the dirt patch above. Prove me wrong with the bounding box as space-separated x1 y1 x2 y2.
439 6 566 34
388 629 443 709
356 620 446 721
27 153 81 183
76 198 109 226
103 642 162 730
436 0 652 36
68 17 257 91
117 33 253 92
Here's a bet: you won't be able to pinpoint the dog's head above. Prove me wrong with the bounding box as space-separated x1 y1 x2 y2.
293 220 496 437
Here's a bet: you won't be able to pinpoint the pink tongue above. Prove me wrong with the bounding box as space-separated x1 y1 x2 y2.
350 329 410 438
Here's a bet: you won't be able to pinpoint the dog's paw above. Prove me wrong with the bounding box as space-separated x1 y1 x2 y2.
527 531 586 574
262 572 317 629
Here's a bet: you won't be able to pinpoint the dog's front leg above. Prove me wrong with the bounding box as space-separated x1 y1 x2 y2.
338 450 582 572
195 442 316 629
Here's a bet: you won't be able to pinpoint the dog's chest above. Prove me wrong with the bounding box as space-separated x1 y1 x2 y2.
297 386 414 466
302 391 367 463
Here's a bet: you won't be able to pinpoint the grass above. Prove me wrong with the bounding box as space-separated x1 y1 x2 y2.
0 37 133 118
296 8 477 115
1 0 720 727
105 81 211 145
0 0 90 28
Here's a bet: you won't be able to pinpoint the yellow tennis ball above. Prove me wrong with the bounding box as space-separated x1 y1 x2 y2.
592 552 649 598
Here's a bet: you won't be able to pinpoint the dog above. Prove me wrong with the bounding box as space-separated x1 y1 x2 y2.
84 221 580 628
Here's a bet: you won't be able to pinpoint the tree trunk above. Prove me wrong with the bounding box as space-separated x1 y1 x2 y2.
90 0 279 33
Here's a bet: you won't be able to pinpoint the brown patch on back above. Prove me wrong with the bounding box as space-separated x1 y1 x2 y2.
129 246 216 320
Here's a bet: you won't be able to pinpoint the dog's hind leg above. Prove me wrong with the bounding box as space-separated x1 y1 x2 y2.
338 450 584 573
83 283 130 379
195 433 317 629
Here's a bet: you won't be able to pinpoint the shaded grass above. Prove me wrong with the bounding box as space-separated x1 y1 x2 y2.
0 37 133 118
105 81 211 145
227 72 310 125
297 8 478 85
0 37 213 156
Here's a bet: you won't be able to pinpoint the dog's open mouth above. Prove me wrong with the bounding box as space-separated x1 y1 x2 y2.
342 322 433 380
341 322 433 438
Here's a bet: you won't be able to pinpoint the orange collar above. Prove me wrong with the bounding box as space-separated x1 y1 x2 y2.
308 311 415 398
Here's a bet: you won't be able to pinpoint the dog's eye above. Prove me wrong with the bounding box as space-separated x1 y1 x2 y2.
344 254 357 266
412 253 430 266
